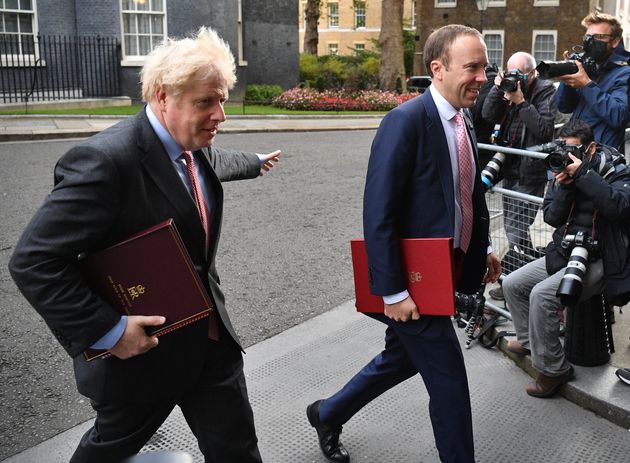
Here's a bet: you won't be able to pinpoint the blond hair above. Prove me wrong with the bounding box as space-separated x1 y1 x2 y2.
141 27 236 102
582 11 623 38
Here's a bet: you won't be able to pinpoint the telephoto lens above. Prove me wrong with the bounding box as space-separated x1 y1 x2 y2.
481 152 506 190
536 60 579 79
557 246 589 306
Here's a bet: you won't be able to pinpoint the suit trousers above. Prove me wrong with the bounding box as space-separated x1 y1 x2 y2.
318 314 475 463
502 256 604 376
70 336 262 463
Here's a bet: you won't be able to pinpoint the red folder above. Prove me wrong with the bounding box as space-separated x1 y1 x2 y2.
351 238 455 316
80 219 213 361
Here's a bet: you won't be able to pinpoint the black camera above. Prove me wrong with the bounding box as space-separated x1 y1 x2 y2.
455 290 485 321
498 69 525 93
536 49 597 80
556 231 599 306
527 139 585 173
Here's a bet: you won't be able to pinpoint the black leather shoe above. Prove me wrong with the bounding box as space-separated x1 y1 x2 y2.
306 400 350 462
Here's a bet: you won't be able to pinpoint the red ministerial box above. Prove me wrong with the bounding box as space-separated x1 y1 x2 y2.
80 219 213 361
350 238 455 316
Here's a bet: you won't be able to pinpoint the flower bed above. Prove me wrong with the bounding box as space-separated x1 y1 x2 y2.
272 88 418 112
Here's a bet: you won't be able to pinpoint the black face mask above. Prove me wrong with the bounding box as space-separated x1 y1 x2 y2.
583 36 611 63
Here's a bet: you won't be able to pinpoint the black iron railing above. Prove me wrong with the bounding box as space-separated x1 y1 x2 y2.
0 34 122 103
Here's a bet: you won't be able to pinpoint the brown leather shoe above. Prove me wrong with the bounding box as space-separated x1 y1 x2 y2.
506 340 531 356
526 366 574 398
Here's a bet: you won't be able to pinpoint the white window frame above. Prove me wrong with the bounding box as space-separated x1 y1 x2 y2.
354 42 365 54
532 30 557 62
328 2 339 28
411 0 417 29
354 1 366 29
327 42 339 55
487 0 506 6
435 0 457 8
533 0 560 6
483 30 504 70
120 0 167 66
0 0 40 67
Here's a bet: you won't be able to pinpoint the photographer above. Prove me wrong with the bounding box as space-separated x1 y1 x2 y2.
482 52 557 300
556 11 630 152
502 120 630 398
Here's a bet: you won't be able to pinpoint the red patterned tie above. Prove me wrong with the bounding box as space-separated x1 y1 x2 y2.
183 150 211 252
454 112 474 253
182 150 219 341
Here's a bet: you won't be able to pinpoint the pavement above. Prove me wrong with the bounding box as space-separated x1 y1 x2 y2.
2 113 630 462
0 113 384 141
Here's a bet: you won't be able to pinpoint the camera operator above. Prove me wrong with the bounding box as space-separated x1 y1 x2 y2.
502 119 630 398
556 11 630 153
472 63 500 168
482 52 557 300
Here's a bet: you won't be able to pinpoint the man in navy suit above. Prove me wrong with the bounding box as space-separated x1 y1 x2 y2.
9 28 279 462
307 25 500 463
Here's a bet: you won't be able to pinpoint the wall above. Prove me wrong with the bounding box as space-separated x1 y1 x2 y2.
414 0 598 74
244 0 299 90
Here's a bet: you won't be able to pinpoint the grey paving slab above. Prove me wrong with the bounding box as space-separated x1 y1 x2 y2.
5 302 630 463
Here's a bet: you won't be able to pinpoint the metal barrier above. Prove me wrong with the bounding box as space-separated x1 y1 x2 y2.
1 34 121 103
472 143 555 331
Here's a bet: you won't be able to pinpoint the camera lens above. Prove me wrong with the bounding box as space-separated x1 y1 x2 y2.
557 246 588 306
544 152 567 173
481 152 505 190
498 78 518 93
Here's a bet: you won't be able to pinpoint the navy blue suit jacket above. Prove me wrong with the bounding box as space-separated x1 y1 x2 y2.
364 90 490 296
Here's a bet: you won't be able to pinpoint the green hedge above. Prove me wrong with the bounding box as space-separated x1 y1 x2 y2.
245 84 284 104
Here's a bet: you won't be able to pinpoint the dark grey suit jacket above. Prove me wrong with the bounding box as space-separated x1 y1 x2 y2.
8 109 261 404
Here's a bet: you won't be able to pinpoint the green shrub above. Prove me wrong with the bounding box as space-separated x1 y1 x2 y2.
299 54 320 82
245 84 284 104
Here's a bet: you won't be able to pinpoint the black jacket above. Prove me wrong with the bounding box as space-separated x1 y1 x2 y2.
543 145 630 305
8 109 261 404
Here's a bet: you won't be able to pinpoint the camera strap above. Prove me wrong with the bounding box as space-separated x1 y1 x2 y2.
561 201 599 242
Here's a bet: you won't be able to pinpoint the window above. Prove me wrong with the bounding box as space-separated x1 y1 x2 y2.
0 0 37 63
121 0 166 62
328 42 338 55
328 2 339 28
532 31 557 62
483 31 504 69
354 42 365 55
435 0 456 7
354 1 366 28
533 0 559 6
411 1 417 29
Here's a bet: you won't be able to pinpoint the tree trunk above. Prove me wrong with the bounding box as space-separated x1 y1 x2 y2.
304 0 321 55
379 0 406 92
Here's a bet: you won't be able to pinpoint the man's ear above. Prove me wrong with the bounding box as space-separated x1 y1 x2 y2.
430 60 443 80
155 86 168 109
612 36 622 49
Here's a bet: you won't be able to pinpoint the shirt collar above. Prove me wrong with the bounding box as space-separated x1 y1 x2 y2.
145 105 185 162
429 84 460 122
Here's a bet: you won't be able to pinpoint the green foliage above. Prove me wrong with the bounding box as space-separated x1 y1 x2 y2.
299 50 382 91
245 84 284 104
299 53 320 82
403 29 416 77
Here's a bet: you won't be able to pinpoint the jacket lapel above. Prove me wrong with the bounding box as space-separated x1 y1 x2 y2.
197 147 224 262
134 111 207 257
421 92 455 226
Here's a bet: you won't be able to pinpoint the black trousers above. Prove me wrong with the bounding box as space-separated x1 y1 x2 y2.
70 337 262 463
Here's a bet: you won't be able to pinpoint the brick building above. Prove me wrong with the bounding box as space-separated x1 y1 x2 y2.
298 0 417 56
1 0 298 102
413 0 600 74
